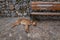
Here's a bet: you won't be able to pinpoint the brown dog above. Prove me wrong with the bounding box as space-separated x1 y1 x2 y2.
12 18 37 33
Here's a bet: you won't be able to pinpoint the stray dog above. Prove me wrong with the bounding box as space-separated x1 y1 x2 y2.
12 18 37 33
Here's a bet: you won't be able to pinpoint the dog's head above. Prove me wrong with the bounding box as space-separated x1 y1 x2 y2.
31 21 37 26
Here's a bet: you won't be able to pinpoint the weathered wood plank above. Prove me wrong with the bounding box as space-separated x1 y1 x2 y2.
31 12 60 16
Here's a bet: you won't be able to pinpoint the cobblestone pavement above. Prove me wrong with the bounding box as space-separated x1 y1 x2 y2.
0 17 60 40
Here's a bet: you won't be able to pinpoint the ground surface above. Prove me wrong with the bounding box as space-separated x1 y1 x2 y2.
0 17 60 40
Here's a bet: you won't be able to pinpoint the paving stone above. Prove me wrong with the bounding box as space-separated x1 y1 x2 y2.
0 17 60 40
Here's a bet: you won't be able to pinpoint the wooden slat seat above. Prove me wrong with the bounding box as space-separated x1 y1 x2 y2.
31 12 60 16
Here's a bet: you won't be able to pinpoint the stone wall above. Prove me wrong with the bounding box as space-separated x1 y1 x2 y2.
0 0 31 17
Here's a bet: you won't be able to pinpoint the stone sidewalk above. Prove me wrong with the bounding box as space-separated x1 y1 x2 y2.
0 17 60 40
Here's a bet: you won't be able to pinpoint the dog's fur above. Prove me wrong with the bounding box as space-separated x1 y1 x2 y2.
12 18 37 33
